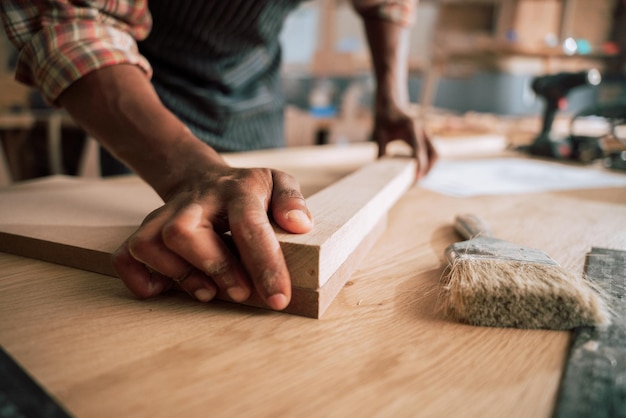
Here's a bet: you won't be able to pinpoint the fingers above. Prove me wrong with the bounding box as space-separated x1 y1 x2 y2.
270 171 314 234
178 271 218 300
161 203 251 303
113 167 313 312
117 206 218 303
229 194 291 311
423 128 439 174
373 116 438 181
377 136 388 158
413 122 437 180
112 240 172 299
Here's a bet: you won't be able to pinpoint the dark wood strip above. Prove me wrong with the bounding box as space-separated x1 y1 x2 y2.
553 247 626 418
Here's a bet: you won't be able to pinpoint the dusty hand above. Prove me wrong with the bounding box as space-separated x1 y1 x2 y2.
111 165 314 311
372 106 438 180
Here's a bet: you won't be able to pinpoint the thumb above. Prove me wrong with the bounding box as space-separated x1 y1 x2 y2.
270 170 314 234
372 127 389 158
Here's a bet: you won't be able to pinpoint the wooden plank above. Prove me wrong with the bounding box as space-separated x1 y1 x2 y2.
0 217 386 318
218 217 387 318
0 143 625 417
278 157 415 289
554 247 626 418
0 157 414 317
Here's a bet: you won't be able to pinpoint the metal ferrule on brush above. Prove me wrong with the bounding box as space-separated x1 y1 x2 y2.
444 237 559 266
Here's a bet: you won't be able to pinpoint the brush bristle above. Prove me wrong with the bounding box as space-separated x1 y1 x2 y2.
438 259 611 330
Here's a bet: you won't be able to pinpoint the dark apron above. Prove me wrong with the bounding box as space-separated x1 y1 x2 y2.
138 0 305 152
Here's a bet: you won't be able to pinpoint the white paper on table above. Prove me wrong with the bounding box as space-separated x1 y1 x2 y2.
419 158 626 197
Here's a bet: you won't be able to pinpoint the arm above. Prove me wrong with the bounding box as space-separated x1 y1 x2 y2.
351 0 437 179
60 65 313 310
1 1 313 310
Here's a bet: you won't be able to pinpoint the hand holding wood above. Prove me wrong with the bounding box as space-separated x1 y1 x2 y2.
372 106 438 180
111 164 313 311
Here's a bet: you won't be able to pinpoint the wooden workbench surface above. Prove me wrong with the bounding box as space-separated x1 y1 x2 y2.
1 143 625 417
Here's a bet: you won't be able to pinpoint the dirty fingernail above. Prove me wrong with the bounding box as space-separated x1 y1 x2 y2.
194 288 216 302
286 209 312 225
267 293 289 310
227 286 250 302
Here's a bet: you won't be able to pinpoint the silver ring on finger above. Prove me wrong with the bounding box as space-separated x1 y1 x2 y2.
173 269 193 286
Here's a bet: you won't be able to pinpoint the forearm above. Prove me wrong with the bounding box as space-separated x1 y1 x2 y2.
58 64 226 199
361 19 411 111
352 1 436 177
351 0 415 113
58 63 313 311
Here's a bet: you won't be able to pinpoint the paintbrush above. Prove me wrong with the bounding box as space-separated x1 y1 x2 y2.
438 214 611 329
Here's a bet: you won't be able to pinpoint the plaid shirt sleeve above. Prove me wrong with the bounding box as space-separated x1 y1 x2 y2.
0 0 153 104
351 0 415 26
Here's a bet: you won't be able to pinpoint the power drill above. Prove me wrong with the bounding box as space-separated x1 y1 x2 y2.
524 69 602 161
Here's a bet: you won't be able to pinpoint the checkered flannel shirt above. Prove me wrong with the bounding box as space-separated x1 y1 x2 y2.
0 0 415 104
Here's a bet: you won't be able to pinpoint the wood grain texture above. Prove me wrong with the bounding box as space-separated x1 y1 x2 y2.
216 217 387 318
0 176 163 278
0 143 625 417
0 219 383 319
277 157 415 289
0 147 412 317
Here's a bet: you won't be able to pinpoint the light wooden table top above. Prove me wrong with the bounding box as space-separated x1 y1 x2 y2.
1 143 625 417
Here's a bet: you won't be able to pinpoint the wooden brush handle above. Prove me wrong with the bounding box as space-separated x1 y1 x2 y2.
454 214 494 239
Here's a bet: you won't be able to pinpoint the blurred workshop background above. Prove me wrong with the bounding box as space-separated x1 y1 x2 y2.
1 0 625 183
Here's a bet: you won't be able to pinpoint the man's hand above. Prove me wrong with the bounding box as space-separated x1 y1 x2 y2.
354 0 437 179
372 104 437 180
111 164 313 311
58 64 313 310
